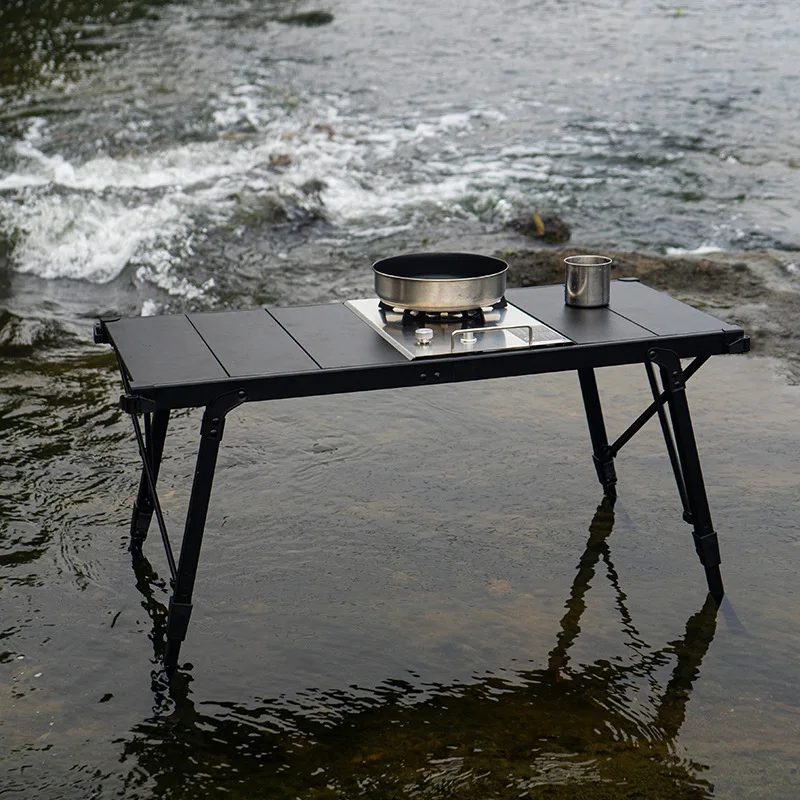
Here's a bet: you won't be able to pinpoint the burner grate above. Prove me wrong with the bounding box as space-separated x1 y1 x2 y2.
378 298 507 328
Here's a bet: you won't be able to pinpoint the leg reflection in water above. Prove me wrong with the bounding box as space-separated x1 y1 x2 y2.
124 499 719 799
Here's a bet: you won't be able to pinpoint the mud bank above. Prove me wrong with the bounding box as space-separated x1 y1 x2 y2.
498 247 800 383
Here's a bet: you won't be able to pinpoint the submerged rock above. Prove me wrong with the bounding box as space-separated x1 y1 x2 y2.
300 178 327 196
269 153 293 169
0 310 69 355
231 188 325 228
278 11 334 26
234 191 290 225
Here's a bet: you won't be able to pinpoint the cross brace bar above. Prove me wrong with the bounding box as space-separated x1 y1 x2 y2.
608 355 708 458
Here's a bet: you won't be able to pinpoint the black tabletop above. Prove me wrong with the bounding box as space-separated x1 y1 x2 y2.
99 280 748 411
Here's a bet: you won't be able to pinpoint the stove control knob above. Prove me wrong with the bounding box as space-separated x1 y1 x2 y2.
415 327 434 346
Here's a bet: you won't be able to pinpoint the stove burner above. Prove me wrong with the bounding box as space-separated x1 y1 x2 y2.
378 298 507 328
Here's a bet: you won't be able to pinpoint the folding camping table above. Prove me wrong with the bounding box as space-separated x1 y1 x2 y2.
95 279 749 671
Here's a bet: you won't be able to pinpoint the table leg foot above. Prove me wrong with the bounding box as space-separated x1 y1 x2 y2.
592 454 618 499
163 597 193 671
129 501 154 557
704 565 724 601
164 639 182 673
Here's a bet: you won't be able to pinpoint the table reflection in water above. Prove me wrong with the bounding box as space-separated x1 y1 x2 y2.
123 498 719 799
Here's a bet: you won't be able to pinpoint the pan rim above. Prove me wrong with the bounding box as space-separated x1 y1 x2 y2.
372 252 508 282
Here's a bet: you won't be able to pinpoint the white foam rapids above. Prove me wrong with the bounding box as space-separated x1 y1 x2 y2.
0 105 524 298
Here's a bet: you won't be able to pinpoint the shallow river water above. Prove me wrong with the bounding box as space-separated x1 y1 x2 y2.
2 0 800 321
3 358 800 798
1 1 799 798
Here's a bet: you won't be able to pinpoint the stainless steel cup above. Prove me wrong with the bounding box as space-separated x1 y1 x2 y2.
564 255 612 307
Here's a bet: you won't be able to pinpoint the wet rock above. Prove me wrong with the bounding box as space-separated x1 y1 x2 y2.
278 11 334 26
312 123 336 139
0 229 19 272
269 153 293 168
234 191 289 225
506 212 571 244
301 178 327 196
232 188 326 228
0 310 66 355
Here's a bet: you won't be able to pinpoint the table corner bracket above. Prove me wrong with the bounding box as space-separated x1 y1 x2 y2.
120 393 157 415
646 347 685 390
93 322 109 344
200 387 249 440
726 334 750 354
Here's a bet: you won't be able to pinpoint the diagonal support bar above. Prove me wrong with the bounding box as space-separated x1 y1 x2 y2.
128 408 177 581
129 409 171 558
645 361 692 522
608 355 708 458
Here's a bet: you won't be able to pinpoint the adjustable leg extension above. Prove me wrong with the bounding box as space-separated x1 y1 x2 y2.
164 388 247 672
578 368 618 499
646 349 723 600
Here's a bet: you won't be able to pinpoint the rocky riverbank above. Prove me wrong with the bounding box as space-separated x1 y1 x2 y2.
498 247 800 383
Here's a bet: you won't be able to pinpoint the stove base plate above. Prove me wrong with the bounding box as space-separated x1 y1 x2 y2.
345 298 572 360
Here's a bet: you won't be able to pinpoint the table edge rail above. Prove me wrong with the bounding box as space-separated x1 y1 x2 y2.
101 327 749 412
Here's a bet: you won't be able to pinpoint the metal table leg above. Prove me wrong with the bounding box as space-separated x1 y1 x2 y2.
646 348 724 600
164 388 247 672
578 368 618 499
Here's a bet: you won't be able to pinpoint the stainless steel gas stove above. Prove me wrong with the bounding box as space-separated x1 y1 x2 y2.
345 297 571 360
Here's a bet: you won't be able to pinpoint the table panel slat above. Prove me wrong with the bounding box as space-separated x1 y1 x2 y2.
608 280 731 335
269 303 407 369
507 285 655 343
105 315 228 386
188 309 319 377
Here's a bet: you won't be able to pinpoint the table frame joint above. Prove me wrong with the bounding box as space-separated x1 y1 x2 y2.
120 393 158 415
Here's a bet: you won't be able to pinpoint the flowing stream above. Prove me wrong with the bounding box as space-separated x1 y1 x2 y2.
1 2 799 798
